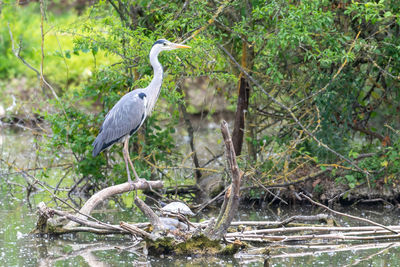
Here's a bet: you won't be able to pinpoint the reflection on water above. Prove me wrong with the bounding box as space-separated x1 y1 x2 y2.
3 128 400 266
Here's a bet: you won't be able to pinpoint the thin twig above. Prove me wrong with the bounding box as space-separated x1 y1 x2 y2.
8 23 40 79
249 176 288 205
195 185 229 214
181 0 233 43
299 192 399 235
343 243 395 267
38 0 65 104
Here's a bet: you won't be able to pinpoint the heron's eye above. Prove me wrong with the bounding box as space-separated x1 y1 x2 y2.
163 43 167 46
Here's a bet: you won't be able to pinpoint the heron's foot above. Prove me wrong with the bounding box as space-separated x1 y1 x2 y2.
135 178 153 191
127 177 136 191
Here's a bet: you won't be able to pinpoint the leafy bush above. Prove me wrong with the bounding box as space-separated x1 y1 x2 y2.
4 0 400 192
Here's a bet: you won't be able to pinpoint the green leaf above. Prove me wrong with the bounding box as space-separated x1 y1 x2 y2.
371 91 380 99
384 11 393 18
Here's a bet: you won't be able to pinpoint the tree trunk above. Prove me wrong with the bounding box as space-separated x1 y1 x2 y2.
232 76 250 156
232 41 253 156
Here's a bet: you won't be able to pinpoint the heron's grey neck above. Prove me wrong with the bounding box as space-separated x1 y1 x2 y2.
145 48 163 114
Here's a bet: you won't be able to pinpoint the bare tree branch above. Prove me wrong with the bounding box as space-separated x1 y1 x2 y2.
206 120 242 239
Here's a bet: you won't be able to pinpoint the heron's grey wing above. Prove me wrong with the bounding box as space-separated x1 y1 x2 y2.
92 91 147 156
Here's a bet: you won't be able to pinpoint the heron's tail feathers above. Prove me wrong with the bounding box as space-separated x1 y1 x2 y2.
92 135 104 157
92 133 121 157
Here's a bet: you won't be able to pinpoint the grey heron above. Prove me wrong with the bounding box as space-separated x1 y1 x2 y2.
92 39 190 186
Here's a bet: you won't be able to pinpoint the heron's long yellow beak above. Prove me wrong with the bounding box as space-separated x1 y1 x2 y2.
173 43 191 49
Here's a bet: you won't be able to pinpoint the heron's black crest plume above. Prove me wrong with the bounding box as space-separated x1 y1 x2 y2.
152 39 168 47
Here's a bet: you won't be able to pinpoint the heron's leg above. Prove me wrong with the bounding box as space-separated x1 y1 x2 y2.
124 137 141 182
122 138 134 186
124 138 153 191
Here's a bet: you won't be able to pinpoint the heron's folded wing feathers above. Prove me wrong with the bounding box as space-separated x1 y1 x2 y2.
92 91 146 156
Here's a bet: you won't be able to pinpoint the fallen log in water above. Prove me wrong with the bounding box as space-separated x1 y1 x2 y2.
34 199 400 254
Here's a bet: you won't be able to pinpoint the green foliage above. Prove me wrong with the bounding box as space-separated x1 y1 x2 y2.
28 0 229 184
3 0 400 191
345 0 387 24
42 99 106 179
0 4 116 86
335 134 400 188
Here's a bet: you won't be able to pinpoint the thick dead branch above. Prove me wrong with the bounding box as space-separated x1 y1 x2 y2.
274 214 329 227
226 233 400 242
35 199 400 254
134 197 164 231
67 180 163 228
34 202 126 235
120 222 154 240
54 209 121 231
228 224 400 236
206 120 242 240
36 202 53 234
241 241 400 260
